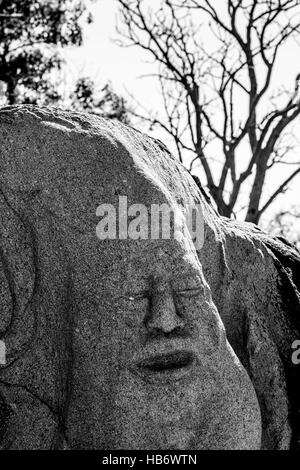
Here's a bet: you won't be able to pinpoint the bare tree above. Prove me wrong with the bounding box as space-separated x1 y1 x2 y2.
117 0 300 223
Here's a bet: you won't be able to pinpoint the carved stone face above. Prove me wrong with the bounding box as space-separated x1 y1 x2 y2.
65 234 262 450
0 106 272 450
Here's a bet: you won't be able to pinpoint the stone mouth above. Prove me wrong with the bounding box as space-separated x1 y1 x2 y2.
139 351 194 370
133 350 196 382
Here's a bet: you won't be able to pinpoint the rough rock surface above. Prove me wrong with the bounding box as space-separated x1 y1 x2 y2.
0 105 299 450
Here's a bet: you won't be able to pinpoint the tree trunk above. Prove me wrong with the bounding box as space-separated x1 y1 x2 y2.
245 157 267 224
217 198 232 218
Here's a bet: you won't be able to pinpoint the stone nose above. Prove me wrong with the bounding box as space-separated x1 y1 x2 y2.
146 290 184 334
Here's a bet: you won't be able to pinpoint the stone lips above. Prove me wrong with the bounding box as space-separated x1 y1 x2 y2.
0 105 299 449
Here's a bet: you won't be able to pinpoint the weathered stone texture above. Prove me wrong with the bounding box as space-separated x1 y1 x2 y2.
0 105 299 449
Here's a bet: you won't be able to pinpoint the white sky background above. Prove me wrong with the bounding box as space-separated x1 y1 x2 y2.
62 0 300 228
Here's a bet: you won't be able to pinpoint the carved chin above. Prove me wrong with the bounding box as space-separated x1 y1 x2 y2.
64 365 261 450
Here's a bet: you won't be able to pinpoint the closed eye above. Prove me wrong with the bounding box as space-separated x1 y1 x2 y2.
176 287 203 298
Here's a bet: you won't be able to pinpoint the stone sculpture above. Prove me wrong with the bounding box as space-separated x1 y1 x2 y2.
0 105 299 449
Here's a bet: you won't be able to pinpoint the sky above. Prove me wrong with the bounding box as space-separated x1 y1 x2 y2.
62 0 300 227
